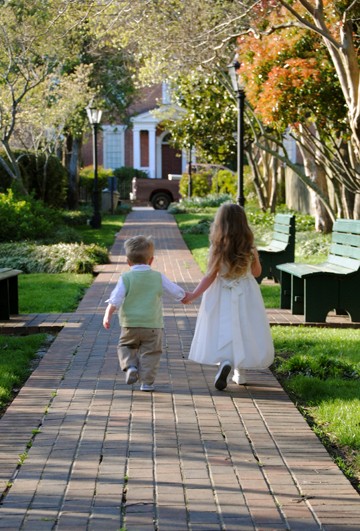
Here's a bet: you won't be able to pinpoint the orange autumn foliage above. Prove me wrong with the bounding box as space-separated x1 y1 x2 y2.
237 24 335 128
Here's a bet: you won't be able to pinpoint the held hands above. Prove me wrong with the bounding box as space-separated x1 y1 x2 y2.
182 271 216 304
182 291 195 304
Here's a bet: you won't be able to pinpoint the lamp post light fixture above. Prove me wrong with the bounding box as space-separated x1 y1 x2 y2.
86 106 103 229
228 60 246 207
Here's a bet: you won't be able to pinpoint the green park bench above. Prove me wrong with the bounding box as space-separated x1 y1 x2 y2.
257 213 295 284
0 268 22 320
276 219 360 323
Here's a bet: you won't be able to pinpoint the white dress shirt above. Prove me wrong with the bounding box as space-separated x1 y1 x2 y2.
107 264 185 308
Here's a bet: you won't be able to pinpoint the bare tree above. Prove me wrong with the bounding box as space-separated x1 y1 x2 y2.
0 1 105 191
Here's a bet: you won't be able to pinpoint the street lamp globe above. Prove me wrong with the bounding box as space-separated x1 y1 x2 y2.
86 107 103 126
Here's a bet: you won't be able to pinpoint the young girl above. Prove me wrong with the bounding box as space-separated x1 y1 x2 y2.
183 203 274 390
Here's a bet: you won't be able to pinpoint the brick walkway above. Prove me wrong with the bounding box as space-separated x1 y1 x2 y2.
0 208 358 530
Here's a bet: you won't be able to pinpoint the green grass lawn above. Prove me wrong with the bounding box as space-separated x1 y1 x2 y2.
0 334 49 414
175 209 360 492
272 326 360 489
19 273 93 313
75 214 126 249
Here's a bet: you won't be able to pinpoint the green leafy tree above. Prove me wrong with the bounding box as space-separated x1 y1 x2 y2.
211 170 237 197
163 71 237 166
93 1 358 162
61 25 136 208
241 0 360 219
179 171 211 198
100 1 360 216
239 21 355 226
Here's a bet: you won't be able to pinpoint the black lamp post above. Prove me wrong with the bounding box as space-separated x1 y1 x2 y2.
188 144 193 198
86 106 103 228
228 60 245 207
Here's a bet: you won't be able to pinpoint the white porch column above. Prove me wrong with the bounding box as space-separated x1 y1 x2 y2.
133 126 141 170
148 126 156 178
182 149 187 173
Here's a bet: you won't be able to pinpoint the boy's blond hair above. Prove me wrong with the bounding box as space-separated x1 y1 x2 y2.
124 235 154 264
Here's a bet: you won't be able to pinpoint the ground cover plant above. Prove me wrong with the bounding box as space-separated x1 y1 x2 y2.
174 200 359 492
0 242 108 274
0 213 126 274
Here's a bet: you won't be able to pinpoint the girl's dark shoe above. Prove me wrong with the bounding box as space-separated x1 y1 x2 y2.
214 361 232 390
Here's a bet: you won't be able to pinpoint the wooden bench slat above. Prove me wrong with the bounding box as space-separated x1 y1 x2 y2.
257 213 295 284
272 232 291 243
259 243 287 253
273 213 294 223
328 254 360 270
0 270 22 281
330 242 360 260
278 259 358 277
334 219 360 234
313 263 353 274
332 232 360 247
261 240 287 249
277 263 315 276
273 223 293 234
277 261 355 276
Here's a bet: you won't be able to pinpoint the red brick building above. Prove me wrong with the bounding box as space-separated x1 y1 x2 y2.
83 83 191 179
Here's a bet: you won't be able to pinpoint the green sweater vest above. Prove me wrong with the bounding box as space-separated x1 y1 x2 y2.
120 269 163 328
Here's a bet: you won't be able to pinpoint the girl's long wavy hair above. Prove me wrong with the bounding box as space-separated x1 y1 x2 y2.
207 203 254 279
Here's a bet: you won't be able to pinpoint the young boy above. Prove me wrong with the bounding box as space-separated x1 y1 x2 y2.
103 235 185 391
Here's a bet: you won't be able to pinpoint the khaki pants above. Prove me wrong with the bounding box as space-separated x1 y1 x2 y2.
118 327 163 385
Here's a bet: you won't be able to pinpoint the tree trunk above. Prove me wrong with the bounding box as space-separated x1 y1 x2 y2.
277 162 286 204
354 193 360 220
312 165 332 232
0 141 28 195
246 146 267 211
340 186 354 219
298 127 332 232
269 154 278 213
